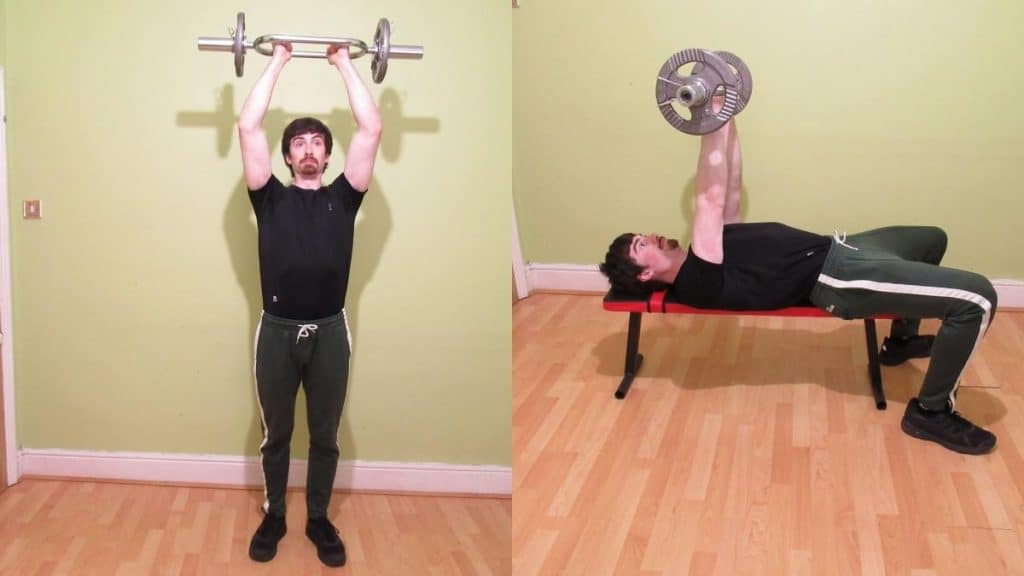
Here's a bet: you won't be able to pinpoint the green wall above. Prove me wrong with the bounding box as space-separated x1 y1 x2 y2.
0 1 6 65
6 1 511 465
514 1 1024 278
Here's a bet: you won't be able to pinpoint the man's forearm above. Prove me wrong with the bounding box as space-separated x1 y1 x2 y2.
334 59 382 134
688 120 732 263
239 58 286 131
723 119 743 224
696 125 730 212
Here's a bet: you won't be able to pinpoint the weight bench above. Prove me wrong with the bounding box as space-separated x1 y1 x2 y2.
603 289 893 409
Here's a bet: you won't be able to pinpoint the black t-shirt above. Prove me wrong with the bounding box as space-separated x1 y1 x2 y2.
249 174 363 320
672 222 831 310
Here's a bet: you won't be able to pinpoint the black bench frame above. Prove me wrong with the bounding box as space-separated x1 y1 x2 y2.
613 311 887 410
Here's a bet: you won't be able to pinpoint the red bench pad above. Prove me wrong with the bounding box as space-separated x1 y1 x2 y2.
603 290 894 319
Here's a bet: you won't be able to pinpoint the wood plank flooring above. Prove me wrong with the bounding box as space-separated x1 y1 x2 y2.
514 293 1024 576
0 480 510 575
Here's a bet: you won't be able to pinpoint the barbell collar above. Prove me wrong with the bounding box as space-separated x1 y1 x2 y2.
676 80 708 108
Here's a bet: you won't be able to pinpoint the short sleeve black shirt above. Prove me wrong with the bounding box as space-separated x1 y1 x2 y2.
671 222 831 310
249 173 363 320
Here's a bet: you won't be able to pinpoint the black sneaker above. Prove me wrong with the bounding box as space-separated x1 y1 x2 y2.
248 512 287 562
901 398 996 455
879 335 935 366
306 516 347 567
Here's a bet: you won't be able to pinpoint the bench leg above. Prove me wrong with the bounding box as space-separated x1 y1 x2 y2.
864 319 887 410
615 312 644 399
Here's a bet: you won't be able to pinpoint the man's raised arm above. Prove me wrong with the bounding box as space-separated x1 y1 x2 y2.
327 44 382 193
238 43 291 190
690 121 731 264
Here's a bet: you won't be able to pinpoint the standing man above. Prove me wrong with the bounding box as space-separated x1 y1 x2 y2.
238 41 381 567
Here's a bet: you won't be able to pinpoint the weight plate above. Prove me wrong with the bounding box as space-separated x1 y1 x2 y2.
371 18 391 84
233 12 246 77
691 51 752 114
655 49 739 135
705 51 752 114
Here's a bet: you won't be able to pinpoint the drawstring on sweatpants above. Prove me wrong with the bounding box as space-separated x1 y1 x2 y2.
296 324 319 343
833 230 859 251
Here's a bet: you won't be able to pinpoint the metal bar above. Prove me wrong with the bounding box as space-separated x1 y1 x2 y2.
864 319 887 410
614 312 644 399
251 34 367 58
385 45 425 60
197 37 237 52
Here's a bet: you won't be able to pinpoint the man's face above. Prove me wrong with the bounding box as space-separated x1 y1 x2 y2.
629 233 681 282
286 132 329 177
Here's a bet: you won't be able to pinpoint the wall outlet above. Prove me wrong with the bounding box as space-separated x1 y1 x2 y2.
23 200 41 220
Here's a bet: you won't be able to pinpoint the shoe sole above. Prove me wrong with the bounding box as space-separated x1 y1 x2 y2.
901 417 996 455
249 546 278 562
879 356 919 367
879 353 930 367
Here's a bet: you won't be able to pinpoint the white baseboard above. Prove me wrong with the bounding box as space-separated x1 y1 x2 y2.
526 263 610 293
525 263 1024 309
18 449 511 497
992 279 1024 309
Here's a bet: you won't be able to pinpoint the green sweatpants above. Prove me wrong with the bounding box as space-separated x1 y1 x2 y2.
809 226 997 411
253 310 351 519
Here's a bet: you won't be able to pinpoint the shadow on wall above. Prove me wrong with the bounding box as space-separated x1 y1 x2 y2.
176 84 440 163
175 83 440 468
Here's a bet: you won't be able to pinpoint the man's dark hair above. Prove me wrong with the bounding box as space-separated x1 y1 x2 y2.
599 232 666 298
281 117 334 176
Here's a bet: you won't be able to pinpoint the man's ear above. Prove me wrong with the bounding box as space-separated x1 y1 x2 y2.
637 268 654 282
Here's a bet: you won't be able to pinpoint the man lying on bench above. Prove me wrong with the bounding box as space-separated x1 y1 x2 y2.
598 112 998 456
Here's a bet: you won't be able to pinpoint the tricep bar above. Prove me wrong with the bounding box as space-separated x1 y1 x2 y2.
197 13 424 83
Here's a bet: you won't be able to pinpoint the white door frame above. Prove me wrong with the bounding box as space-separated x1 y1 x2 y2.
0 67 18 486
512 196 529 299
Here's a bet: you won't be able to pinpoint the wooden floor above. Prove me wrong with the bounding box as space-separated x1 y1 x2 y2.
513 293 1024 576
0 479 510 575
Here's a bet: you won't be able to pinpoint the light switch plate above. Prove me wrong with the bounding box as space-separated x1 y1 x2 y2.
23 200 41 220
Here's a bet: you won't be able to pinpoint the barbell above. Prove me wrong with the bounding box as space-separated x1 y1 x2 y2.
197 13 424 83
655 49 752 135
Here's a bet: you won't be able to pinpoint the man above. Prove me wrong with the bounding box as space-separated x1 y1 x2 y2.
600 116 998 456
238 41 381 567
